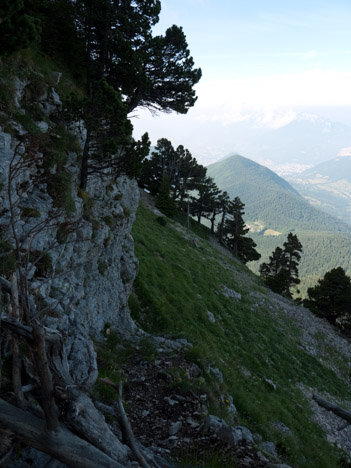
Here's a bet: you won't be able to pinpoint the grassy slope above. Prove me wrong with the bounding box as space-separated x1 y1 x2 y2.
131 201 351 468
206 155 351 296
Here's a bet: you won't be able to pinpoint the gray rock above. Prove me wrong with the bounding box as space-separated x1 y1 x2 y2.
268 465 293 468
264 377 277 391
36 121 49 132
204 415 253 447
204 414 227 433
208 366 223 383
186 417 199 428
232 425 254 444
257 451 269 462
164 397 178 406
220 284 242 300
273 421 292 437
221 394 237 420
260 441 278 458
207 310 216 323
169 421 182 436
189 363 201 378
50 88 62 106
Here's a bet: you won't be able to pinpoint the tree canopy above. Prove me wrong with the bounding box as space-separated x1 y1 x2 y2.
304 267 351 328
260 233 302 297
2 1 202 189
220 197 261 264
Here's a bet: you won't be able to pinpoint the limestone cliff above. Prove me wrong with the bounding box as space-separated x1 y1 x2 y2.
0 71 139 338
0 63 149 468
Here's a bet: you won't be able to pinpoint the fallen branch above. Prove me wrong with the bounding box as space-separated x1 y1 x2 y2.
313 394 351 424
0 398 126 468
101 377 151 468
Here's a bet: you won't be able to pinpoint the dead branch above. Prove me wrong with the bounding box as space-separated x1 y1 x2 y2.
313 394 351 424
10 273 26 407
31 322 59 431
0 398 126 468
93 400 116 417
101 377 151 468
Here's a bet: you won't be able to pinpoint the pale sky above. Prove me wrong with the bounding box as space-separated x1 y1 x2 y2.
132 0 351 165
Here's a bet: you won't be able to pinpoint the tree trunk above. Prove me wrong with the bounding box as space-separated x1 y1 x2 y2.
80 128 91 190
313 394 351 423
0 399 126 468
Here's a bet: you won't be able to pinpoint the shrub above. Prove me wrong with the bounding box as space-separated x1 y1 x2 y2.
20 207 41 218
102 215 117 229
47 171 76 215
98 260 108 276
0 240 16 277
156 216 167 226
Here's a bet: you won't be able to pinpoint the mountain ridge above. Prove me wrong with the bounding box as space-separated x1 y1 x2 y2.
207 154 351 295
207 154 351 234
287 156 351 225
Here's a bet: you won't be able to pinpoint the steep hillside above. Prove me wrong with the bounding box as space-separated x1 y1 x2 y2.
207 155 351 295
129 193 351 467
287 156 351 225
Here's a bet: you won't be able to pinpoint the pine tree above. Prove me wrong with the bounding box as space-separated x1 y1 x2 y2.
191 177 221 224
222 197 260 264
259 246 289 294
303 267 351 325
0 0 41 55
74 0 201 188
155 176 177 217
260 233 302 297
216 191 230 241
283 233 303 297
140 138 206 205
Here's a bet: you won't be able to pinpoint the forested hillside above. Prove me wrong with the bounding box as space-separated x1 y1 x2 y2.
207 154 351 296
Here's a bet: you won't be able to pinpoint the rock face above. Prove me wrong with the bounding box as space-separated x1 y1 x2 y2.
0 71 142 467
0 128 139 337
1 68 140 338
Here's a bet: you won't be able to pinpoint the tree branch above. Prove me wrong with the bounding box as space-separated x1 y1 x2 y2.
100 377 151 468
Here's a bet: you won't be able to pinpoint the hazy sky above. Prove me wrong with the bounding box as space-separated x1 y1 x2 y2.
132 0 351 163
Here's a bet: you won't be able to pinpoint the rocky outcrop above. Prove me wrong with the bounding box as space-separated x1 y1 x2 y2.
0 70 143 467
0 128 139 337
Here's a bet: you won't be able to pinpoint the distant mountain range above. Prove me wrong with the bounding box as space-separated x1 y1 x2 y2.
287 156 351 226
207 154 351 296
184 111 351 168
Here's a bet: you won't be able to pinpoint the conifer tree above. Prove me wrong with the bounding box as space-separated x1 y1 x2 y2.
283 233 303 297
0 0 41 55
303 267 351 326
191 177 221 224
74 0 201 189
140 138 206 204
155 175 177 217
260 233 302 297
216 191 230 241
222 197 260 264
259 246 289 294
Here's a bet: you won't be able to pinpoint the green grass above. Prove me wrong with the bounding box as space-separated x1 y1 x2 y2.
131 202 351 468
